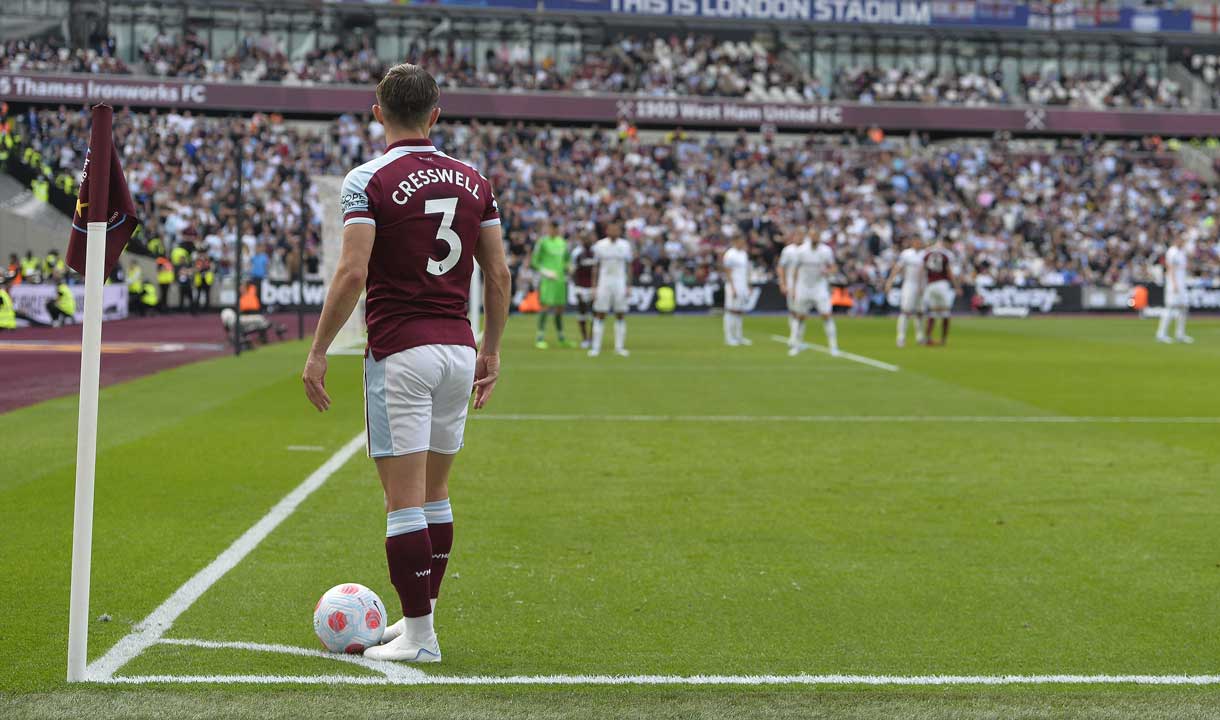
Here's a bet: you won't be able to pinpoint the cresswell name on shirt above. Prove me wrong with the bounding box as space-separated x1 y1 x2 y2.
390 167 481 205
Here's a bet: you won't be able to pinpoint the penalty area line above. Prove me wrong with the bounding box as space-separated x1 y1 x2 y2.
97 673 1220 686
84 432 367 682
768 335 899 372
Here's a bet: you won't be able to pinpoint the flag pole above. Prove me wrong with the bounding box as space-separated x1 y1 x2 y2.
66 103 118 683
67 218 107 682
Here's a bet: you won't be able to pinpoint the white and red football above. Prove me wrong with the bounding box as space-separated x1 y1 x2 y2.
312 583 387 653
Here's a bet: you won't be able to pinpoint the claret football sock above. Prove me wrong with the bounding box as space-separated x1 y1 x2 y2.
385 507 433 619
423 499 453 602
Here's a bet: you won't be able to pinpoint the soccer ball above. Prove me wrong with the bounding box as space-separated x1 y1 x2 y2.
313 583 387 653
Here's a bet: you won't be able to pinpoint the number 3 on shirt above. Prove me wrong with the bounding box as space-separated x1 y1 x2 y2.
425 197 461 276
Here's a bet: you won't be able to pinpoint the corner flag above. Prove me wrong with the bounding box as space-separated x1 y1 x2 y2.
66 104 138 683
65 104 139 277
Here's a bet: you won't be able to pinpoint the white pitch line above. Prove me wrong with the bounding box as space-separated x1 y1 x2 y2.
472 413 1220 425
98 673 1220 686
285 445 326 452
769 335 899 372
85 433 367 682
157 638 424 683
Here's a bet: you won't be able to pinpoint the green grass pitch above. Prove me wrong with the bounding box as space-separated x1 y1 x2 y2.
3 314 1220 718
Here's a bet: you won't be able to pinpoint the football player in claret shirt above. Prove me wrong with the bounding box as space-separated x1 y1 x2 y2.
302 64 512 663
921 238 961 346
569 234 597 349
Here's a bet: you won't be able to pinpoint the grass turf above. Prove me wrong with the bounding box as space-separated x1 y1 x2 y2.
2 313 1219 717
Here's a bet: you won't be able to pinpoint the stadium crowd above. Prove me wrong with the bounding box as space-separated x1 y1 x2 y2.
10 105 1217 308
1 34 1199 109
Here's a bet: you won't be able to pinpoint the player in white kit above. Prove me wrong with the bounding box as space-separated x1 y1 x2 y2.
884 237 926 347
1157 237 1194 344
722 236 752 346
589 220 634 357
776 233 802 351
788 235 839 356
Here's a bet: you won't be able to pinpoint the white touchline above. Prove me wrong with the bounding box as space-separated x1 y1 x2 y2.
472 414 1220 425
85 433 367 682
97 672 1220 686
285 445 326 452
769 335 899 372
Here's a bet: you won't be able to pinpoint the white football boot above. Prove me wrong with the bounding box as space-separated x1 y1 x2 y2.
1177 335 1195 344
738 337 753 346
363 632 441 663
614 348 630 357
1156 334 1174 344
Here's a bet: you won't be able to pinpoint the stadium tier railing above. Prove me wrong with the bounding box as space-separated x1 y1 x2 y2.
7 70 1220 136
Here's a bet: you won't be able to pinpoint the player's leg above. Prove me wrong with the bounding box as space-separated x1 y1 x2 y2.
553 306 567 345
591 287 608 356
788 311 805 356
896 311 907 347
386 448 454 649
613 312 628 356
1175 304 1193 343
939 312 951 345
815 288 837 355
535 304 549 348
577 291 592 348
590 312 606 356
915 310 927 344
363 348 445 662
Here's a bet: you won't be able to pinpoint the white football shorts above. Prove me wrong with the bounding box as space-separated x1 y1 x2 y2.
1165 288 1188 308
923 280 955 315
724 282 750 313
572 285 594 305
593 283 629 314
364 344 476 458
900 283 922 314
792 283 831 317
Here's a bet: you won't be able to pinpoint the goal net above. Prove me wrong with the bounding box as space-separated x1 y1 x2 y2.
315 175 484 355
317 175 366 356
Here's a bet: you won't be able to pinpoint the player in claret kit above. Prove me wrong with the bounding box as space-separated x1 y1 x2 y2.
301 64 511 663
884 236 926 347
570 234 597 349
722 236 752 346
588 219 633 358
921 238 961 346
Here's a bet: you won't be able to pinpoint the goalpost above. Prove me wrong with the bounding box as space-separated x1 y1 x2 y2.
315 175 482 355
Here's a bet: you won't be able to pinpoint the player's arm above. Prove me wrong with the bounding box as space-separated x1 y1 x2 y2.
302 223 374 412
775 257 788 296
721 255 733 300
473 223 510 410
883 258 901 292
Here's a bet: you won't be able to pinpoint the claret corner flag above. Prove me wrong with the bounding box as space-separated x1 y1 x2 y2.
65 103 139 277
